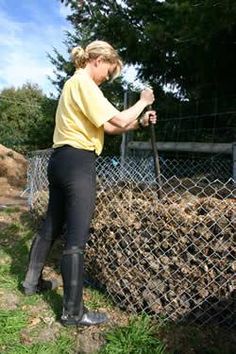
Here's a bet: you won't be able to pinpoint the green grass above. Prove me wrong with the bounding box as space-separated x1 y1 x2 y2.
0 308 74 354
85 285 114 310
0 210 75 353
99 315 167 354
0 310 27 349
0 206 21 214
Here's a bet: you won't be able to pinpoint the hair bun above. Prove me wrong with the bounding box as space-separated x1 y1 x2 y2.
71 46 88 68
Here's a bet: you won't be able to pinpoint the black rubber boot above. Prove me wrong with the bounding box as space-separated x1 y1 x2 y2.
60 247 108 327
23 278 59 296
61 306 108 327
22 235 53 295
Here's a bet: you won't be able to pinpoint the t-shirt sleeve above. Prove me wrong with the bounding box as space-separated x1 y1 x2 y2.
70 73 119 128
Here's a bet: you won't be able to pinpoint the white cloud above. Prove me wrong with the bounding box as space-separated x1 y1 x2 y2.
0 50 54 92
0 3 70 96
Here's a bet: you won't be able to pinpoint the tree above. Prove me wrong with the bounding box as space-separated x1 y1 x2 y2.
59 0 236 100
54 0 235 148
0 83 57 153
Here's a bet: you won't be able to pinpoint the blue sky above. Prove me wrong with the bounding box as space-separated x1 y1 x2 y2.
0 0 139 97
0 0 71 96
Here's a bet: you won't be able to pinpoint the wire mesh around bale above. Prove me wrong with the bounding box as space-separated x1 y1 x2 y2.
27 149 236 328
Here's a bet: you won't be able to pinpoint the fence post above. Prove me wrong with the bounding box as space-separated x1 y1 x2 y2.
120 90 128 164
233 142 236 183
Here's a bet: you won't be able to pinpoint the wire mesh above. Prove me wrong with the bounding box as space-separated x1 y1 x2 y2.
27 149 236 328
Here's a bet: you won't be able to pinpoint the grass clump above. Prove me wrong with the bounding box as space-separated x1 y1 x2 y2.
99 314 167 354
3 337 74 354
0 308 74 354
85 285 114 310
0 309 27 350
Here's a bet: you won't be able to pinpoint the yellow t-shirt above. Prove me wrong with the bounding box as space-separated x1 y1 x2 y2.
53 68 119 155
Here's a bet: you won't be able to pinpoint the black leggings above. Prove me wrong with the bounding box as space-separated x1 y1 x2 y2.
23 146 96 298
43 145 96 249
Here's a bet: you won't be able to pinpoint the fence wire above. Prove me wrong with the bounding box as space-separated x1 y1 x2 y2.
27 149 236 328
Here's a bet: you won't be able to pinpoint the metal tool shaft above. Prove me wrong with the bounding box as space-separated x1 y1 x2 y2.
149 106 163 199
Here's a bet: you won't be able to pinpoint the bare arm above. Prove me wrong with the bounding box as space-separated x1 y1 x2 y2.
108 88 155 129
104 120 138 134
104 110 157 134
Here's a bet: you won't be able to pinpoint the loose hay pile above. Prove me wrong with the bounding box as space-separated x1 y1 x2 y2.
0 144 27 188
86 182 235 326
31 180 235 327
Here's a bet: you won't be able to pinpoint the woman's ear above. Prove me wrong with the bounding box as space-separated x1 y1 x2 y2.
94 56 103 67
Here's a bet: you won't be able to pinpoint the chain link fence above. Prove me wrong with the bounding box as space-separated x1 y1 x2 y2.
27 149 235 328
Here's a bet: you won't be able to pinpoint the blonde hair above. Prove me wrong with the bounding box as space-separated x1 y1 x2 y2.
71 40 123 80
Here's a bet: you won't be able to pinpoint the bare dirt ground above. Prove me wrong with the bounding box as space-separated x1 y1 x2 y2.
0 186 28 208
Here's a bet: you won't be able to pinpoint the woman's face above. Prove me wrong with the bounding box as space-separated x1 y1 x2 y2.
93 57 117 85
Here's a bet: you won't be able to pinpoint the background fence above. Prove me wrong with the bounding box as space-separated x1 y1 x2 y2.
27 149 235 328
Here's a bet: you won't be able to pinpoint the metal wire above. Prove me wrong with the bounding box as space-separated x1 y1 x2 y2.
27 149 235 328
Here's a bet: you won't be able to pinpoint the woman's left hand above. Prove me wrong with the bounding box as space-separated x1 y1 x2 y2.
140 110 157 127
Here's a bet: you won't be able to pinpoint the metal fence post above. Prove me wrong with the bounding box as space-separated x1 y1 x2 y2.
120 90 128 165
233 142 236 183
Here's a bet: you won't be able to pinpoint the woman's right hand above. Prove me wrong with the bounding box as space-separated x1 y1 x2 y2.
140 87 155 105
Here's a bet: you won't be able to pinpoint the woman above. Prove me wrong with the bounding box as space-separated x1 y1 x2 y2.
22 40 156 326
